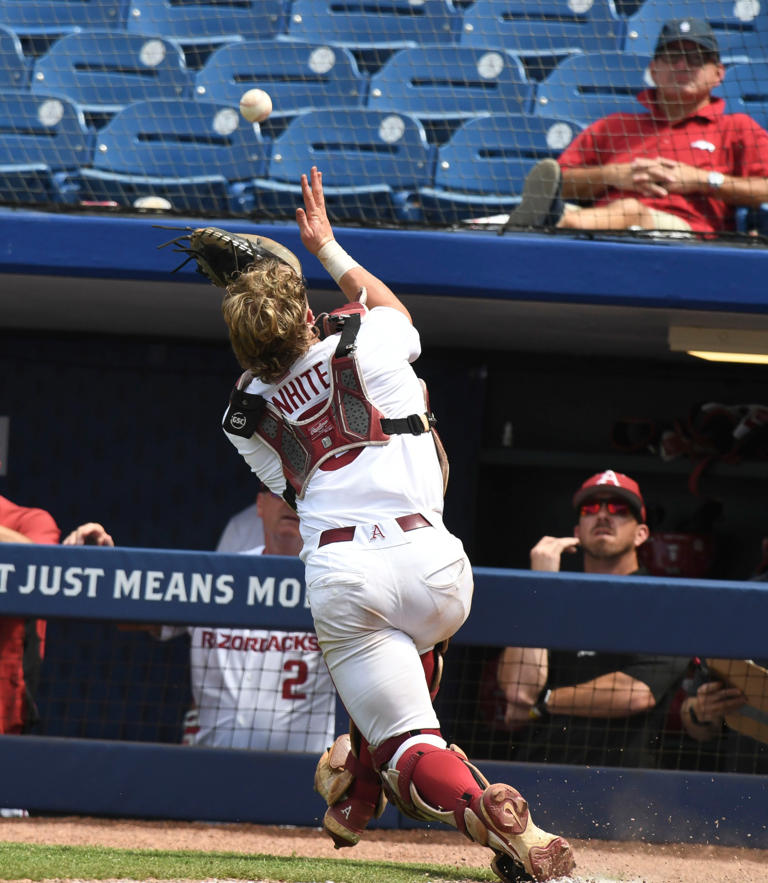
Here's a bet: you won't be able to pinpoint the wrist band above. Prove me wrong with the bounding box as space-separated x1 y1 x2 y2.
529 688 552 721
688 703 714 728
317 240 360 284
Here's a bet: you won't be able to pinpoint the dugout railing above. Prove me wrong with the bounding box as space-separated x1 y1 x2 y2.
0 542 766 848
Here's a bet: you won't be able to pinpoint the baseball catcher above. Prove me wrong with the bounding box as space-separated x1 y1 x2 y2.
158 171 575 883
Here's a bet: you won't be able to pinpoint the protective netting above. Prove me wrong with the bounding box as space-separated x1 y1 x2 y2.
27 618 338 753
437 647 768 773
13 617 766 773
0 0 766 231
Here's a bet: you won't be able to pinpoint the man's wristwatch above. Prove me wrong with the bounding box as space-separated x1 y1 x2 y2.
688 701 716 729
708 171 725 191
529 687 552 720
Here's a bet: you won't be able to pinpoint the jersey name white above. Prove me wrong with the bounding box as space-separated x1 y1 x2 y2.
225 308 445 542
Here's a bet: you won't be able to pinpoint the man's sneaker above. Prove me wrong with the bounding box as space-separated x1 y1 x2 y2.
464 783 575 881
322 796 379 849
500 159 564 232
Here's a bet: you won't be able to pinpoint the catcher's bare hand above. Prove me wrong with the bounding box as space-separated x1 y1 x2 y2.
296 166 334 256
62 522 114 547
530 536 580 572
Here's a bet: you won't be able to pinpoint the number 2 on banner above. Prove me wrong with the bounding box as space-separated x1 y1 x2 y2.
282 659 308 700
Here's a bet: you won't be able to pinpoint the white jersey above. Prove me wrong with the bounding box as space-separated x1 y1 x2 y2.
224 307 445 545
215 501 265 553
162 546 336 752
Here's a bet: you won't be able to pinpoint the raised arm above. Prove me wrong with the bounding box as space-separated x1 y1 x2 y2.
295 166 412 323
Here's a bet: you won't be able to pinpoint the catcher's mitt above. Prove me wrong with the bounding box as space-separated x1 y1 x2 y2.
157 225 302 287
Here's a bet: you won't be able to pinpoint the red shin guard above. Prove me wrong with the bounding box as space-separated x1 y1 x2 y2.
399 743 484 813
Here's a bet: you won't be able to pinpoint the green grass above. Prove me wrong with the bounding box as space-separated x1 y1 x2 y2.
0 842 494 883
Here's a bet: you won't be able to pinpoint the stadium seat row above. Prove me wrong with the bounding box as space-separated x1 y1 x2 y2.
2 32 767 140
1 0 767 72
0 93 587 223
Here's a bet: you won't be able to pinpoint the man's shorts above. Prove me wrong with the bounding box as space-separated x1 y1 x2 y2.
643 208 693 232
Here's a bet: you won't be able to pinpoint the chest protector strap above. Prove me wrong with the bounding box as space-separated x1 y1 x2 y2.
223 309 442 503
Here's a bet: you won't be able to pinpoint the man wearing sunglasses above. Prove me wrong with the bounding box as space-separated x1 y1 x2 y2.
496 470 689 768
503 17 768 235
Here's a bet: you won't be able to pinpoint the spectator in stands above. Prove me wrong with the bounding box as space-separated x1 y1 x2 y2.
62 485 336 753
215 494 265 553
503 18 768 235
495 469 689 767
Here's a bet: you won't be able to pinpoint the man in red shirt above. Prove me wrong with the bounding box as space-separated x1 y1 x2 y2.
0 493 60 735
504 18 768 234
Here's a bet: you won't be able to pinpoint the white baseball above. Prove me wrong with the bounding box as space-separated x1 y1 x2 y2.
239 88 272 123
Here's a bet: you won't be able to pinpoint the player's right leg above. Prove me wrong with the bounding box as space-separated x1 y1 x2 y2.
315 723 387 848
317 639 451 848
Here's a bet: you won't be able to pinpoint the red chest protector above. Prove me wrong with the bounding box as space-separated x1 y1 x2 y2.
223 301 440 508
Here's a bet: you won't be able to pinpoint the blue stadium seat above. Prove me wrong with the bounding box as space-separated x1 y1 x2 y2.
717 61 768 131
613 0 644 14
460 0 625 80
194 39 367 131
418 113 582 224
251 107 434 223
0 0 126 32
0 0 126 54
533 51 652 126
0 90 92 205
78 98 267 214
126 0 288 67
31 31 193 128
0 23 29 88
286 0 463 72
624 0 768 63
367 45 533 142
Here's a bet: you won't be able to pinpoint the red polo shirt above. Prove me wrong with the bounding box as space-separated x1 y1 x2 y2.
0 494 60 733
0 495 60 544
557 89 768 233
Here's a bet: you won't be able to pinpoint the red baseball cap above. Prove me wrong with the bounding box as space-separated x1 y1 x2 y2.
572 470 646 522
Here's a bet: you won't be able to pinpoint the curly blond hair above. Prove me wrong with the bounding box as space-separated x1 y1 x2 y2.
222 259 315 384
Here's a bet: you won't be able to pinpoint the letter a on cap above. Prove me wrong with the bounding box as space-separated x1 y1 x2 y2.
597 470 621 486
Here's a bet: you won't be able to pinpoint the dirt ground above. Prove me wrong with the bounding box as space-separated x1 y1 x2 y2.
2 816 768 883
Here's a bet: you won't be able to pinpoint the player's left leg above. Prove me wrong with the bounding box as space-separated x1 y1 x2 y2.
374 736 575 882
